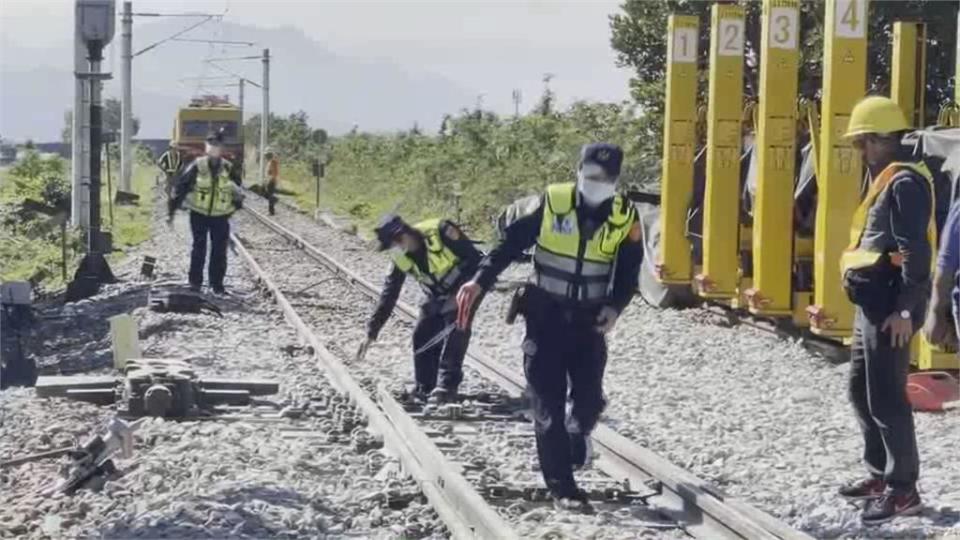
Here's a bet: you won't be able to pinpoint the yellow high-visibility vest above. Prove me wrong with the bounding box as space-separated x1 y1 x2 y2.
841 161 936 273
534 182 635 302
392 218 462 296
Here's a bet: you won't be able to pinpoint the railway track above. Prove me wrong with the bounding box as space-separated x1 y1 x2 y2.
233 203 813 540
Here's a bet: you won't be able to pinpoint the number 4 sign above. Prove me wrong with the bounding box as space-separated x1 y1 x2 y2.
835 0 866 39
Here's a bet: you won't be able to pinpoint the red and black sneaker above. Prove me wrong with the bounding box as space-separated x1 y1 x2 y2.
838 477 886 501
861 488 923 525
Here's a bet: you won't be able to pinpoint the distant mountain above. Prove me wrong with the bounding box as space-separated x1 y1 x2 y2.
0 20 475 140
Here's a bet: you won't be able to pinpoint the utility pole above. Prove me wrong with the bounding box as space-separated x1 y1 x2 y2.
120 1 132 193
260 48 270 185
71 9 89 229
238 78 245 122
512 89 522 118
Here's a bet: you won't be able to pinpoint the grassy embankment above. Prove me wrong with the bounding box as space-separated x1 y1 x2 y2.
0 156 156 290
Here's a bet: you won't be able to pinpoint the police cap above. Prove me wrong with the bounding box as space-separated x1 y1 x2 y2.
374 213 409 251
580 143 623 179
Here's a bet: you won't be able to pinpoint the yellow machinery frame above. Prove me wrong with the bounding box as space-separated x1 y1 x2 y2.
747 0 802 317
891 22 927 129
698 4 746 299
657 15 701 285
808 0 869 337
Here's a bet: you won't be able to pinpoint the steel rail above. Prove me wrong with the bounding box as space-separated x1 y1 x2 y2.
240 205 813 540
230 232 518 540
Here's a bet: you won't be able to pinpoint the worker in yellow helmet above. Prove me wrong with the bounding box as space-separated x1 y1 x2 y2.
456 143 643 513
837 96 933 524
359 213 483 404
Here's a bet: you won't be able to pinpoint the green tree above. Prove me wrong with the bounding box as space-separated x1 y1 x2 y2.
610 0 959 157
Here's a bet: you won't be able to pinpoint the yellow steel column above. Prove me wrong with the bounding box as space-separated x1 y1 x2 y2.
808 0 869 336
891 22 926 128
697 4 746 299
745 0 800 316
657 15 701 285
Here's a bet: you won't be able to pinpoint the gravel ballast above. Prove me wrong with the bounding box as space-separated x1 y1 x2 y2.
246 195 960 539
233 209 688 539
1 204 443 539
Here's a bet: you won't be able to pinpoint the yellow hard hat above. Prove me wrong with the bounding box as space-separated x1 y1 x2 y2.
844 96 909 138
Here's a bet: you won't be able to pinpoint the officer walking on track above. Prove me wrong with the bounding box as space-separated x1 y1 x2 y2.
168 131 244 295
360 214 482 403
157 140 182 198
456 143 643 512
837 96 933 524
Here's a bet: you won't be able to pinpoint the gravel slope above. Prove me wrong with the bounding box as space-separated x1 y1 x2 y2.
251 195 960 539
1 203 443 539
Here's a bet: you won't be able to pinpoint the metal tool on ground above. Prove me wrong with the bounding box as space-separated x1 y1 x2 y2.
0 447 75 469
355 338 373 362
35 358 279 418
54 417 143 495
148 286 222 317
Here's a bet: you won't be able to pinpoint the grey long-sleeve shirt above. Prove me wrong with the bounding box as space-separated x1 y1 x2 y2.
858 168 933 314
473 195 644 315
366 221 482 339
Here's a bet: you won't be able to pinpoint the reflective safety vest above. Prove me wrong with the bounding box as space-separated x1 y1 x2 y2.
533 183 635 302
186 157 236 217
392 219 463 297
159 150 181 174
840 161 936 273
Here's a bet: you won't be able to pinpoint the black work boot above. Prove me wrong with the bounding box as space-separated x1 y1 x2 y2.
428 387 457 404
839 477 886 501
861 487 922 525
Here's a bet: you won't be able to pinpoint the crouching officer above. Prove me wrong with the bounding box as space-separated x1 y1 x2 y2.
837 96 934 524
168 131 244 294
456 143 643 511
360 214 482 403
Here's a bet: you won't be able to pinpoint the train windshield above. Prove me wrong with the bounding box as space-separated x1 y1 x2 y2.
180 120 239 141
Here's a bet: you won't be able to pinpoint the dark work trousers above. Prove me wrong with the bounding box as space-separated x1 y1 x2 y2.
189 211 230 291
265 180 278 215
412 297 469 394
522 295 607 497
848 307 920 489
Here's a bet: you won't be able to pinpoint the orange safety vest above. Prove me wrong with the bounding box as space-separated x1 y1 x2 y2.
267 158 280 183
840 161 936 273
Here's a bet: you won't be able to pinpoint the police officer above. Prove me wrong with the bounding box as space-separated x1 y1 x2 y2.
157 140 182 198
168 131 244 294
837 96 933 524
360 214 482 403
456 143 643 511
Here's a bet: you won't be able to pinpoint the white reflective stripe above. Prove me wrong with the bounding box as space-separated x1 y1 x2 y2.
580 259 611 277
582 282 609 300
534 249 578 273
536 274 572 297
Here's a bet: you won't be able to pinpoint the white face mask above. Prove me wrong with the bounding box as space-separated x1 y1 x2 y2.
577 164 617 207
206 144 222 159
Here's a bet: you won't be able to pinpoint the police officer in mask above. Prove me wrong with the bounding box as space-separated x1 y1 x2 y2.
456 143 643 512
360 214 483 403
168 130 243 294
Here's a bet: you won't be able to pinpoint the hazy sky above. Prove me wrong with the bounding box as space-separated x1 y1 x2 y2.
0 0 635 118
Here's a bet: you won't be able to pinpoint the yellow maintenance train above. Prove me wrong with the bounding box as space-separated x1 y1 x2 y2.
639 0 960 371
172 95 244 173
